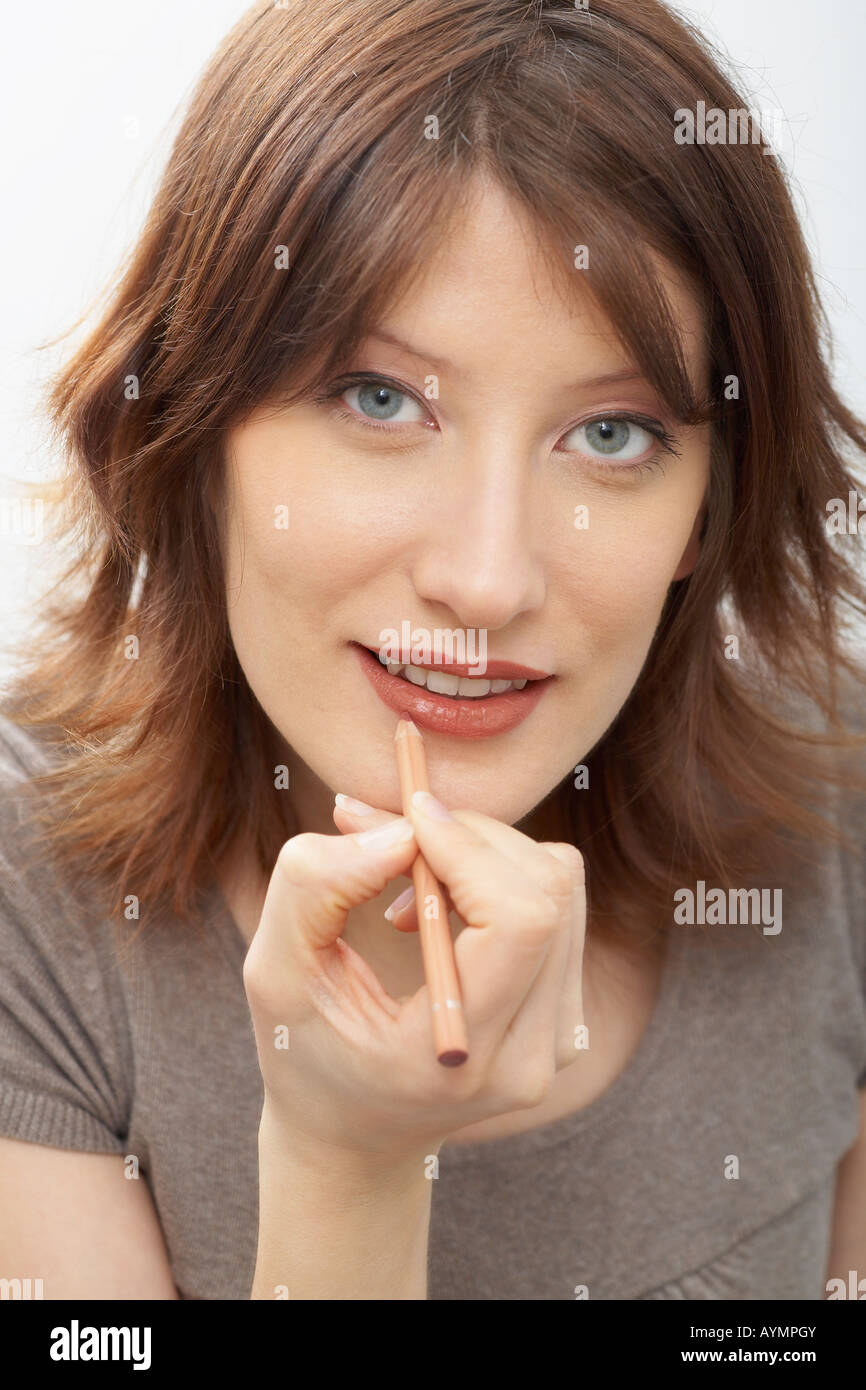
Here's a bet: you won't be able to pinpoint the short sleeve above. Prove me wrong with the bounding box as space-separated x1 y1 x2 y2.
845 823 866 1090
0 713 132 1153
834 681 866 1089
638 1177 837 1300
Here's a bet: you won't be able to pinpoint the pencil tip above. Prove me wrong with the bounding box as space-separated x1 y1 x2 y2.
438 1050 469 1068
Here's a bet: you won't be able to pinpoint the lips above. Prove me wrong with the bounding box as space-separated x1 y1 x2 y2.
351 642 554 738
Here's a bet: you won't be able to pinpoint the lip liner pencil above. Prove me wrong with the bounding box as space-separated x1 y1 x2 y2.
394 719 469 1067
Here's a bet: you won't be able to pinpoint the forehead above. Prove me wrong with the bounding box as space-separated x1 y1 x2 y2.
372 172 708 387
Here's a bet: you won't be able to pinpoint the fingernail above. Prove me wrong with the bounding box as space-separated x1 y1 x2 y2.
356 817 415 848
335 792 377 816
384 885 415 921
410 789 454 821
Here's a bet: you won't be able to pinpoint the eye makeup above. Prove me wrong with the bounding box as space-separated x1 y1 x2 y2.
311 370 682 476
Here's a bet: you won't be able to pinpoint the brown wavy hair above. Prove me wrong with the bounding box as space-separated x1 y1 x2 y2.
4 0 866 937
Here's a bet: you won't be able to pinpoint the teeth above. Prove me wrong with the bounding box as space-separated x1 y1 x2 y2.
374 653 528 697
427 670 461 696
457 676 490 697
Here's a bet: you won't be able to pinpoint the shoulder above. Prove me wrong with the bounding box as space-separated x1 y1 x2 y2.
0 707 133 1151
683 670 866 1085
822 671 866 979
772 670 866 1086
0 707 129 974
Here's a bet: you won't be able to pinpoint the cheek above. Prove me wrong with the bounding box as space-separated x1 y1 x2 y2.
548 509 690 757
557 484 700 658
221 420 400 619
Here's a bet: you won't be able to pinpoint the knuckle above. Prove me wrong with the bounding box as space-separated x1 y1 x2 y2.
242 946 276 1009
547 842 585 885
276 833 325 889
240 953 258 997
511 1059 556 1109
539 862 575 905
243 942 301 1021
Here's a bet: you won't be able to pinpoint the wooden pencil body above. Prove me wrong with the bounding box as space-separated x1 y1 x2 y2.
394 720 469 1066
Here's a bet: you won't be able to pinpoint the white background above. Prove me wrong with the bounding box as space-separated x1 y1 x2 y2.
1 1 863 673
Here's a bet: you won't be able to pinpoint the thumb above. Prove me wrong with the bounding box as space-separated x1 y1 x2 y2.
262 818 418 957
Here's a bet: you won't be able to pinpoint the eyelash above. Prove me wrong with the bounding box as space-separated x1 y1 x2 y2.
312 372 682 476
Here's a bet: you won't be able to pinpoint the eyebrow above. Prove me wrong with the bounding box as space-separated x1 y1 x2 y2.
365 330 653 394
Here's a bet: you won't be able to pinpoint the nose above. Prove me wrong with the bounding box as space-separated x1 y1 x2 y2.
409 441 546 631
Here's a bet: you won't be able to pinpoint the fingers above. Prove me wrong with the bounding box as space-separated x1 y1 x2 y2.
333 794 452 932
445 809 579 900
332 796 420 931
408 794 580 1029
543 843 587 1059
332 793 398 836
331 789 585 1058
261 817 418 962
499 841 586 1069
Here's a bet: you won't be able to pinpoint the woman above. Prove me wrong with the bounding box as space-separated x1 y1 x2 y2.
1 0 864 1300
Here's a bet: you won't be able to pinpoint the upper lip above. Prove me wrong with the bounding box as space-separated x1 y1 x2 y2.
358 643 553 681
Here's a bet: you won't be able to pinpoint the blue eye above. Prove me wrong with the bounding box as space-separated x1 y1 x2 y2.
563 418 657 461
315 374 680 470
344 380 427 425
355 382 402 420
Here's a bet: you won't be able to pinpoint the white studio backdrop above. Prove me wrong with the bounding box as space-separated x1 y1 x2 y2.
1 0 864 673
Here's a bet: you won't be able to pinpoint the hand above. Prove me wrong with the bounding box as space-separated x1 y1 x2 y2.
242 790 585 1160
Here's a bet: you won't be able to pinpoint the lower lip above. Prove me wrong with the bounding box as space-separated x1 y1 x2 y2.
351 643 553 738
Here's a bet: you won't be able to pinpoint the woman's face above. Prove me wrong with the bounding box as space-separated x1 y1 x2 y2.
219 175 709 827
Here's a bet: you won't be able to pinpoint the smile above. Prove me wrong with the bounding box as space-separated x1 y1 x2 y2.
350 642 554 739
375 653 528 697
